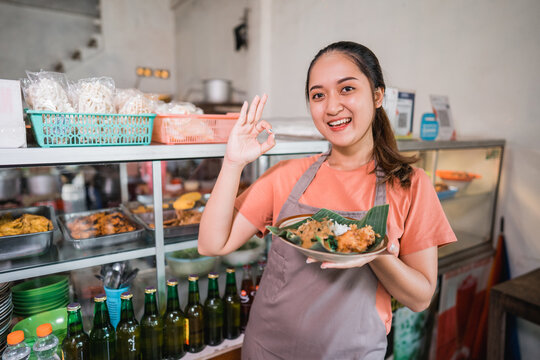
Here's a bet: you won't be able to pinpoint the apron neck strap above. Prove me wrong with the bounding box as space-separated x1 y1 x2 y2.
288 149 387 206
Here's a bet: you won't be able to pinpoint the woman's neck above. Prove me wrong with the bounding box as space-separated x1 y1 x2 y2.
326 145 373 171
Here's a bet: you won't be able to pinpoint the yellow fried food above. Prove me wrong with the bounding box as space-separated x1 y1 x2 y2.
0 214 53 237
173 192 201 210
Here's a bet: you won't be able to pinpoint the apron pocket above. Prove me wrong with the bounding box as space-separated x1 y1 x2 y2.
260 239 287 301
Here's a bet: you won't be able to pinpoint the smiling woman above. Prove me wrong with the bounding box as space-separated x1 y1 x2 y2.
198 41 457 359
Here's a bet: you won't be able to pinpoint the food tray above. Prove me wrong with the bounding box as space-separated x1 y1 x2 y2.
26 110 155 147
0 206 55 261
125 205 200 239
57 207 146 250
152 113 238 144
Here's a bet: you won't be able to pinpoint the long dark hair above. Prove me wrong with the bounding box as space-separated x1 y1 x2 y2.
305 41 417 188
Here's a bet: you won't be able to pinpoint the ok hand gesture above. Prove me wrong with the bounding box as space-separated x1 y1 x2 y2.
225 94 275 167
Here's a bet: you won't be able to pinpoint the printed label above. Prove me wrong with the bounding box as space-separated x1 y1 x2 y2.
184 318 189 345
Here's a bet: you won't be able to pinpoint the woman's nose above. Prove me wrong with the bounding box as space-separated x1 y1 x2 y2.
326 94 343 115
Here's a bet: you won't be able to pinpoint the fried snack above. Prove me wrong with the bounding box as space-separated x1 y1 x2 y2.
290 218 334 249
290 217 378 253
173 192 202 210
149 209 202 229
65 211 136 239
336 224 376 253
0 214 53 237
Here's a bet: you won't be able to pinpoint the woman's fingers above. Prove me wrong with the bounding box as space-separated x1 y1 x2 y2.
238 101 249 126
247 95 260 124
254 94 268 122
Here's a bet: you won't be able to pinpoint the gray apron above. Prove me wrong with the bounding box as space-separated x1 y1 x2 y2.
242 151 388 360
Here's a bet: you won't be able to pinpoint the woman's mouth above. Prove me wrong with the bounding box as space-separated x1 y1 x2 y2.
328 118 351 130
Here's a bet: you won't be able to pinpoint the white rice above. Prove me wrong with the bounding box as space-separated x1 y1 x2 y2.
329 220 350 236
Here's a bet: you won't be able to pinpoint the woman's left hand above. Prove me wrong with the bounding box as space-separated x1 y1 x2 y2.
306 241 399 269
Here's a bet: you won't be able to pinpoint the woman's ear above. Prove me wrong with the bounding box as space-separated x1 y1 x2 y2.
374 87 384 108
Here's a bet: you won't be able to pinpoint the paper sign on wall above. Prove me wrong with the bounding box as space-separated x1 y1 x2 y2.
384 88 414 138
0 79 26 148
430 95 456 141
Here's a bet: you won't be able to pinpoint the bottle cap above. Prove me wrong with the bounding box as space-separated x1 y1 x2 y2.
226 267 236 273
94 294 107 302
208 272 219 279
67 303 81 312
7 330 24 345
36 323 53 337
120 292 133 300
145 287 157 294
188 275 199 281
167 278 178 286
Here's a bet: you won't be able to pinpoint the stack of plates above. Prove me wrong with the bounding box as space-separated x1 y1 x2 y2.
12 276 69 318
0 282 13 355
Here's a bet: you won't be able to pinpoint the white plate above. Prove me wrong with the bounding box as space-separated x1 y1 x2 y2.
275 215 388 263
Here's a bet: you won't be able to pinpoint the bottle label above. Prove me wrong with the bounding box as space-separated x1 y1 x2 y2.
184 318 189 345
240 289 250 303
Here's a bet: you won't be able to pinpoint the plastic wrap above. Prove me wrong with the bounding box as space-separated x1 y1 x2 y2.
70 77 115 113
21 71 74 112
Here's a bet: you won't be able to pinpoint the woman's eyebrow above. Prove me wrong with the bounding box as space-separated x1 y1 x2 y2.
337 76 358 84
309 76 358 92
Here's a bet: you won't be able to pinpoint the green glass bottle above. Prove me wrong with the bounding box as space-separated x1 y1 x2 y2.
204 272 224 346
184 275 205 353
163 278 186 359
116 292 140 360
223 268 241 340
61 303 89 360
89 294 116 360
140 287 163 360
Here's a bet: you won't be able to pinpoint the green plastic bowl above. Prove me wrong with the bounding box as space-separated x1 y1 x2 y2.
13 307 67 348
12 284 69 303
12 276 68 295
14 298 68 314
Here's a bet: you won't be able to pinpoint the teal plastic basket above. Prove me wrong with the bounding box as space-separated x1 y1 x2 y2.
26 110 156 147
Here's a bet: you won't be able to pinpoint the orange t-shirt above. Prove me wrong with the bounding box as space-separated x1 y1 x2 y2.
235 154 457 332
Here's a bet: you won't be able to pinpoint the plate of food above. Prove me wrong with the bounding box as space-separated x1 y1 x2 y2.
267 205 389 263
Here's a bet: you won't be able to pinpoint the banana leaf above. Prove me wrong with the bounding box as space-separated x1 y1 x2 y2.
266 204 389 254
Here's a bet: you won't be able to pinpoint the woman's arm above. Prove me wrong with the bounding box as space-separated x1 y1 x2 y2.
316 246 438 312
369 247 438 312
198 94 275 256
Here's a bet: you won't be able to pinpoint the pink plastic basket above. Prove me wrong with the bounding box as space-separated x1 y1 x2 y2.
152 113 239 144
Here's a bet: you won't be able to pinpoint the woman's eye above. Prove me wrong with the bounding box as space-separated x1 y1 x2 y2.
341 86 355 93
311 92 324 100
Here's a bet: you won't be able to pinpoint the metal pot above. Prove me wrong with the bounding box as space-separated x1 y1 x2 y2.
27 174 61 196
203 79 232 104
0 169 22 201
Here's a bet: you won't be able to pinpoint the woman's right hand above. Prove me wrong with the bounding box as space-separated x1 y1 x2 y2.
225 94 275 167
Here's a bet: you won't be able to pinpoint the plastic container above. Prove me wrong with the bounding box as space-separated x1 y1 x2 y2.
32 323 60 360
152 113 238 144
165 248 218 278
2 331 31 360
26 110 155 147
104 286 130 329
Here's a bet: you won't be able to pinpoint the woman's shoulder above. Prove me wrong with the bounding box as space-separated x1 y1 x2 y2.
261 154 321 178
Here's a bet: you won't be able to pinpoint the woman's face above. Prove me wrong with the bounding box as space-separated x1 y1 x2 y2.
308 52 383 150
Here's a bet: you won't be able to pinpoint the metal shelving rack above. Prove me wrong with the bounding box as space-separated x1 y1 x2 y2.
0 138 505 298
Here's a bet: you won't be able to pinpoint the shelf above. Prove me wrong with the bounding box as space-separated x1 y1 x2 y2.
0 138 505 167
0 140 330 167
0 229 155 282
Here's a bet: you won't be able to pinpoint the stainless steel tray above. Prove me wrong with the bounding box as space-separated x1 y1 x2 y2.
122 202 200 239
57 207 146 250
131 208 200 239
0 206 54 261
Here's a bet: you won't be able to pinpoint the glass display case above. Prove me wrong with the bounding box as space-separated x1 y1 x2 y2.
0 138 504 357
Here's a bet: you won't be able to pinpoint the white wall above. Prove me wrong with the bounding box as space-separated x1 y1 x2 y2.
173 0 251 101
174 0 540 355
67 0 176 94
0 0 176 94
0 2 95 79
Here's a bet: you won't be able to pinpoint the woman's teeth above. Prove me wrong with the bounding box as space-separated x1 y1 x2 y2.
328 118 351 127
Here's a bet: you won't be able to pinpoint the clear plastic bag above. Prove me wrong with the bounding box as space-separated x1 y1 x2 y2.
70 77 115 113
21 71 74 112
